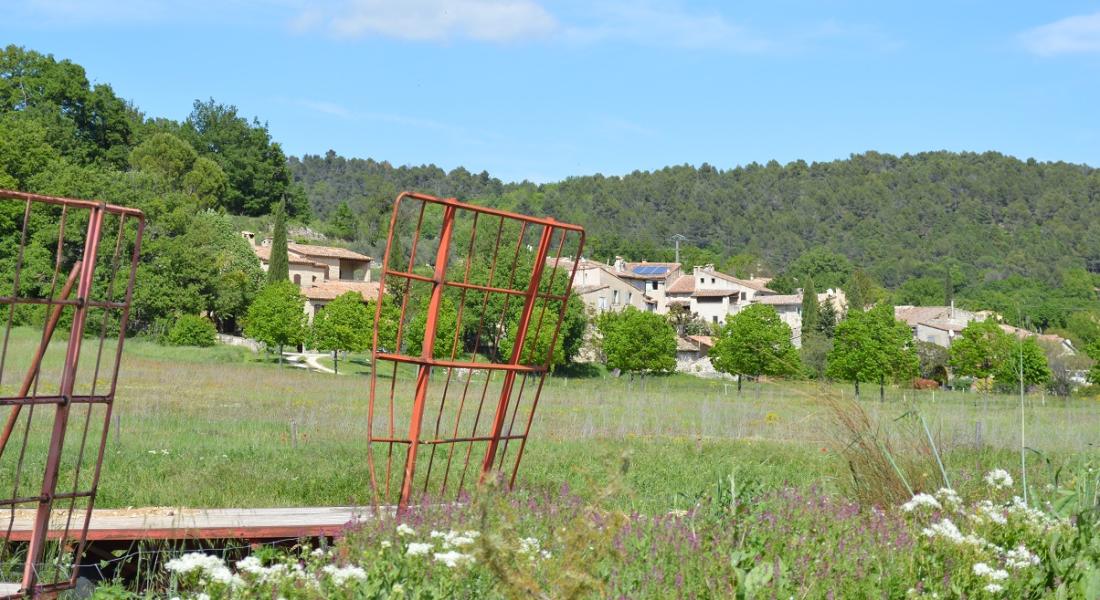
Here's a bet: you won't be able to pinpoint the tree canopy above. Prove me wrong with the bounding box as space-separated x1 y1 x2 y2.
597 308 676 375
310 291 372 373
711 304 801 388
826 302 918 397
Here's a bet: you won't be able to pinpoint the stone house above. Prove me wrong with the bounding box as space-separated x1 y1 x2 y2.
243 231 378 321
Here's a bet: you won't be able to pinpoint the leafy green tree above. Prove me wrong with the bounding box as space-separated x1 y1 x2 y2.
498 295 588 369
597 307 676 375
131 210 263 333
309 291 372 374
949 319 1012 381
800 276 819 335
711 304 801 391
1087 341 1100 386
844 269 878 313
164 315 217 347
182 156 229 208
993 336 1052 390
826 303 918 399
267 200 289 283
128 132 196 185
895 276 944 306
916 341 950 384
181 98 301 216
330 201 358 241
366 298 401 353
800 332 832 379
406 296 460 359
244 281 306 361
787 247 852 291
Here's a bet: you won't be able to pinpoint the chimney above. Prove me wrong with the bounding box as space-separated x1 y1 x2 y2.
950 299 955 320
614 256 625 272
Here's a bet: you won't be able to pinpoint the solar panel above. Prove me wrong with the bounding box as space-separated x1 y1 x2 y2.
632 265 668 275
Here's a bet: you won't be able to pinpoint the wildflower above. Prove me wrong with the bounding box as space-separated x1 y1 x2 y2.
396 523 416 536
668 508 689 518
973 563 1008 581
973 501 1007 525
310 548 328 558
406 542 433 557
392 583 405 594
901 493 942 513
1004 545 1040 569
984 583 1004 593
322 564 367 586
380 540 392 549
921 518 963 543
984 469 1013 489
933 488 962 511
433 550 474 568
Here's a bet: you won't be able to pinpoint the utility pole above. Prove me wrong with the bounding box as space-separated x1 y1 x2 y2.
670 234 687 264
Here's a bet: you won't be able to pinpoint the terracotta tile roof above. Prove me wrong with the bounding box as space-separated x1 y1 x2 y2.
288 243 372 261
253 245 328 269
573 284 608 295
894 306 978 328
666 275 695 294
921 318 970 333
687 335 714 348
303 281 380 302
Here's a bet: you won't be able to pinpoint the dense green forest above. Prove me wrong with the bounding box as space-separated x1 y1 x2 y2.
1 45 1098 349
290 151 1100 343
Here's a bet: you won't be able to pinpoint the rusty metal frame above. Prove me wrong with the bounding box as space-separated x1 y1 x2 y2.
0 190 144 597
368 192 584 508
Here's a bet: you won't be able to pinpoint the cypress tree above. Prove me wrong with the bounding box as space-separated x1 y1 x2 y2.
801 276 819 335
267 199 290 283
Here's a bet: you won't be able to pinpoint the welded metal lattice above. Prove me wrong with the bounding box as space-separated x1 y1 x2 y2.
0 190 144 597
368 192 585 507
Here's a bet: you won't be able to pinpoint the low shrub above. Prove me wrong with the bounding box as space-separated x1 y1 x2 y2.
164 315 217 347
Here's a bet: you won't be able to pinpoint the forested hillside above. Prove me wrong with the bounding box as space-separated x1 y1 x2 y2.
290 151 1100 341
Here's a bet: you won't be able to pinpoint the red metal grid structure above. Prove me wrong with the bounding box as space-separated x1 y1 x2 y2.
368 192 585 508
0 190 144 597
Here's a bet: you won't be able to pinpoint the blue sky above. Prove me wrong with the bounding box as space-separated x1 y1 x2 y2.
4 1 1100 182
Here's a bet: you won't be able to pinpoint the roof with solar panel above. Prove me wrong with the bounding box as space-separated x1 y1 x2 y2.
619 261 680 279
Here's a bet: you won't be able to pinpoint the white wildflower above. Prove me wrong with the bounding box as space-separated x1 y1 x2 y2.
322 564 367 586
973 563 994 577
392 583 405 594
984 469 1013 489
933 488 962 511
396 523 416 536
1005 544 1040 569
668 508 688 518
380 540 392 549
235 556 265 575
433 550 474 568
973 500 1007 525
901 493 942 513
310 547 328 558
406 542 433 557
984 583 1004 593
922 518 964 543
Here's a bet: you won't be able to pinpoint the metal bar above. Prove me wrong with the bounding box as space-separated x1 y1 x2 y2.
23 203 104 590
0 189 143 217
396 192 584 232
374 353 545 373
480 222 554 480
0 264 81 459
0 297 125 309
398 204 457 508
0 396 111 406
371 434 526 445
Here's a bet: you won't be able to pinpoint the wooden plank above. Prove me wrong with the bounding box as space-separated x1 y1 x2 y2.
0 506 394 542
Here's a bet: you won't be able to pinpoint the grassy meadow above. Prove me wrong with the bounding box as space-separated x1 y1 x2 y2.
0 325 1096 512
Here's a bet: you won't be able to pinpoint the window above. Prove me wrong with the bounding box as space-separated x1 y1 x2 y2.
598 297 607 309
700 277 705 284
712 315 718 324
312 276 318 282
613 290 620 304
293 274 301 285
710 278 715 284
740 292 747 301
627 292 632 303
651 281 658 290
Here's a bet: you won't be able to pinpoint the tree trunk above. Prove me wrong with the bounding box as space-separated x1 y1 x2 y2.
737 375 742 393
879 375 885 402
278 344 283 364
854 379 860 399
333 350 339 375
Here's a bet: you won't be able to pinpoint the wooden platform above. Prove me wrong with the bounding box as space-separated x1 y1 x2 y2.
1 506 393 542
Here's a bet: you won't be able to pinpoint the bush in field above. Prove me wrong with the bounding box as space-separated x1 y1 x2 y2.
163 315 216 347
597 307 676 375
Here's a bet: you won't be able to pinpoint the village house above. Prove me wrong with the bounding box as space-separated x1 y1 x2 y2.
242 231 378 320
552 257 649 313
894 303 982 348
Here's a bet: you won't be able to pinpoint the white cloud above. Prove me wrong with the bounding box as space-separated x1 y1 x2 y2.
1020 11 1100 56
563 2 771 52
295 0 558 42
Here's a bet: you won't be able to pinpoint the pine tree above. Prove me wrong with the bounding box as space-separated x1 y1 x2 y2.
267 199 289 283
